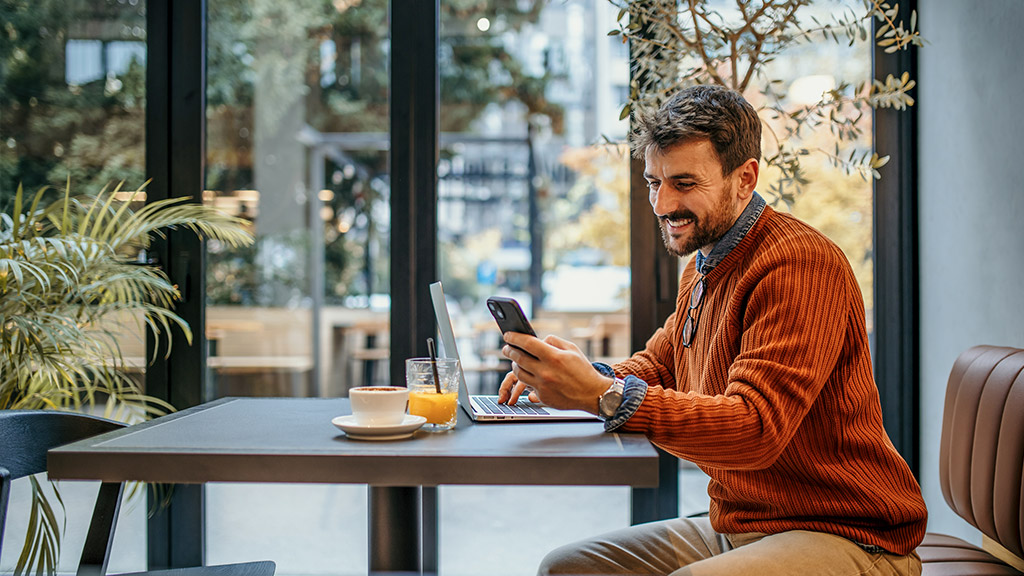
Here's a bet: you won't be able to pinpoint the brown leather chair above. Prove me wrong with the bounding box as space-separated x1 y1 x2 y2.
919 345 1024 575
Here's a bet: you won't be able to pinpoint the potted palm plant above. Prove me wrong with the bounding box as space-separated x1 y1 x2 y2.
0 179 253 575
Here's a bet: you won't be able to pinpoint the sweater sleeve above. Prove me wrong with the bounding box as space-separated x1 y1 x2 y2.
618 236 852 470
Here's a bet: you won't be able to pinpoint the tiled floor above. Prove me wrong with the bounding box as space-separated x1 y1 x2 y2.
2 466 711 576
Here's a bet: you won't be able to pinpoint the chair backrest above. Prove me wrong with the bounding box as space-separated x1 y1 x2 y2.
939 345 1024 559
0 410 124 565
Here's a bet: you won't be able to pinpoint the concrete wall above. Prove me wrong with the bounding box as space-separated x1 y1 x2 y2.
918 0 1024 542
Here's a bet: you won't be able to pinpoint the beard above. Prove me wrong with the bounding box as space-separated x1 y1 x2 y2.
659 188 737 257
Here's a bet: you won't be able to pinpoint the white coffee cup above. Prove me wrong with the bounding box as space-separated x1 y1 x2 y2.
349 386 409 426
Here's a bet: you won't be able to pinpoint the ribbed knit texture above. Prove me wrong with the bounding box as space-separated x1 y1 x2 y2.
614 205 927 555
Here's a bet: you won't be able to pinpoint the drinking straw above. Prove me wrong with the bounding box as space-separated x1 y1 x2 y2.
426 337 442 394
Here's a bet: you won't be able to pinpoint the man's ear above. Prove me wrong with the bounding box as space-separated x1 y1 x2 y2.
736 158 759 198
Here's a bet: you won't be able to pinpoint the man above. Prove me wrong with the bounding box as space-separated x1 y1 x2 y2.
497 84 927 575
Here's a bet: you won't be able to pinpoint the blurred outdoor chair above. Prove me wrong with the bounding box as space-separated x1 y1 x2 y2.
344 317 391 389
571 313 631 364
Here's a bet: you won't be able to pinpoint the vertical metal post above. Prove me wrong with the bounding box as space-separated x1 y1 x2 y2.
627 1 680 524
389 0 440 571
872 0 920 478
420 484 438 575
527 121 544 310
629 155 679 525
145 0 207 568
389 0 439 378
310 148 326 395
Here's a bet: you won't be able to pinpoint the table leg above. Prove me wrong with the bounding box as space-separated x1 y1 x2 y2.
368 486 421 574
421 487 438 574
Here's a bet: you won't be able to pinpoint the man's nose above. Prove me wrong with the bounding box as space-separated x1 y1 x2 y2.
650 185 673 216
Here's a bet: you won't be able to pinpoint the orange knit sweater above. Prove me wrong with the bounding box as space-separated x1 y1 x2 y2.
613 205 927 555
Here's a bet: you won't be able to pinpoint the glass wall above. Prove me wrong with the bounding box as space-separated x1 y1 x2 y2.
0 1 148 573
436 2 633 574
436 0 631 399
204 0 391 400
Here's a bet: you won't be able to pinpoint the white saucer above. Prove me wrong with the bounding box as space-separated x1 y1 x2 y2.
332 414 427 441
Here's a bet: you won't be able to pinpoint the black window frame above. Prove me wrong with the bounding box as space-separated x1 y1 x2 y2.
871 0 920 478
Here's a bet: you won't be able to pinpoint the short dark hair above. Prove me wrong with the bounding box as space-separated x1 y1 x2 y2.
631 85 762 175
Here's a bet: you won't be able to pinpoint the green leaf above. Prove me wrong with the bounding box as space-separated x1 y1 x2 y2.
12 183 25 241
619 103 631 121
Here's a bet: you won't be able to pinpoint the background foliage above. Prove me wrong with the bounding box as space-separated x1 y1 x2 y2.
609 0 923 205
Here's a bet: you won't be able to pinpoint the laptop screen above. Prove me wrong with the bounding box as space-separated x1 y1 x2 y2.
429 281 473 409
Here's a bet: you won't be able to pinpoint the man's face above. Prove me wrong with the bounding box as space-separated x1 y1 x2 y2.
644 140 751 257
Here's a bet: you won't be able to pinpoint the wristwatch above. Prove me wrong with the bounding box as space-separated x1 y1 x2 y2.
597 377 625 420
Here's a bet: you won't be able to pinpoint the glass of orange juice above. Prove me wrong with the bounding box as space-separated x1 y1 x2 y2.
406 357 460 431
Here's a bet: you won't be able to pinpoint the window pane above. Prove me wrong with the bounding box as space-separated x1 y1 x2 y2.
437 2 631 574
203 2 388 572
0 1 147 573
205 0 390 400
773 5 875 341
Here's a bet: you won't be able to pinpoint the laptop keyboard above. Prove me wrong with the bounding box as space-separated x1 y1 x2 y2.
476 396 549 416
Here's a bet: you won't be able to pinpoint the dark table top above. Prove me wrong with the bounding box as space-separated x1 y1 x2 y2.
48 397 659 488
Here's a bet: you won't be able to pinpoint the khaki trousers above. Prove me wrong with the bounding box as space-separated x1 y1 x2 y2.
538 517 922 576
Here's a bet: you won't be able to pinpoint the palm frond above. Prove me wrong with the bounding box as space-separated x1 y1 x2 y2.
15 477 64 576
2 180 253 575
110 196 254 251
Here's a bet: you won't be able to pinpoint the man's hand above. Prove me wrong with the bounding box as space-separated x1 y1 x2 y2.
495 332 611 414
496 371 539 405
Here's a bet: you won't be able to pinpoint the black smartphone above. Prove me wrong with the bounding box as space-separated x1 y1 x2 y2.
486 296 537 340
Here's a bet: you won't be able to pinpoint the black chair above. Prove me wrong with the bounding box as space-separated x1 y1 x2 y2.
0 409 276 576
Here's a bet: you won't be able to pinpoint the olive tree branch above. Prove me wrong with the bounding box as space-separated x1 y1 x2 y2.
687 0 729 87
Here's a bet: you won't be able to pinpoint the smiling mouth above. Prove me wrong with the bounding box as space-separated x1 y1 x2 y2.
661 216 695 231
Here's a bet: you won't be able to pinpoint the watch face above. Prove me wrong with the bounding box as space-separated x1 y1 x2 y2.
599 383 623 419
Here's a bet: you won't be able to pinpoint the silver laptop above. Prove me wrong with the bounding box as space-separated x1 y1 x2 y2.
429 281 598 422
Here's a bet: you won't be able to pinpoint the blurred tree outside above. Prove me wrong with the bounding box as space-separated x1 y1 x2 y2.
551 145 630 269
608 0 922 206
0 0 147 206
